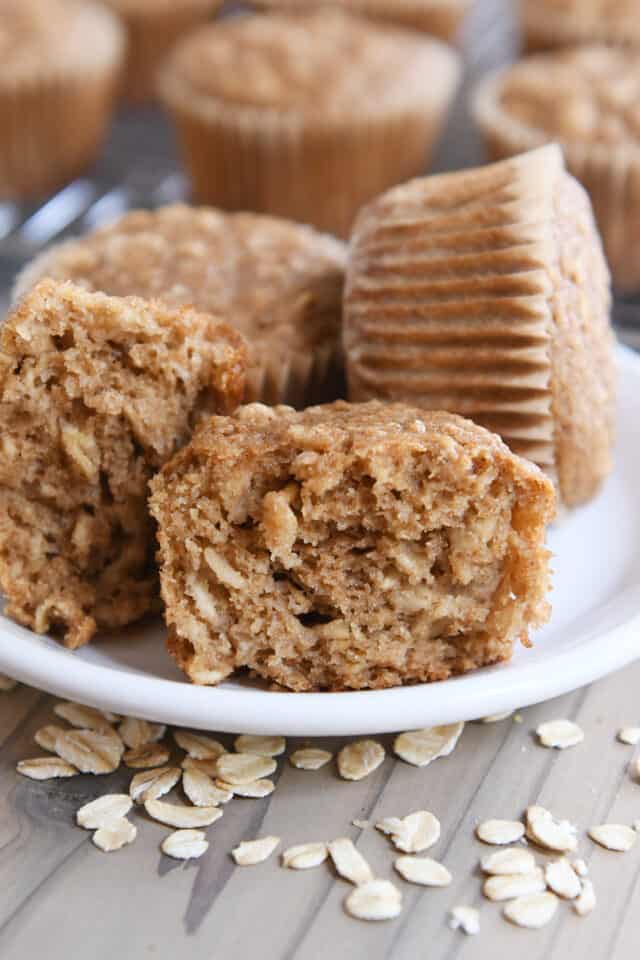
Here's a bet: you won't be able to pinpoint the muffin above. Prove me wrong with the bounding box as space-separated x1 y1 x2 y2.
0 0 124 200
521 0 640 53
149 401 555 691
13 205 346 407
473 46 640 292
103 0 222 102
158 11 461 238
0 280 246 649
252 0 472 44
344 145 615 508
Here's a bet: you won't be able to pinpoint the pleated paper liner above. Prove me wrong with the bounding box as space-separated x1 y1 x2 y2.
245 339 344 408
472 65 640 293
158 42 460 239
344 146 615 507
521 0 640 53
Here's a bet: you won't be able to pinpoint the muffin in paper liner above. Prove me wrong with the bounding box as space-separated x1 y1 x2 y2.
103 0 222 103
521 0 640 53
344 145 615 508
13 205 347 408
158 10 461 238
251 0 472 44
0 0 124 200
472 47 640 293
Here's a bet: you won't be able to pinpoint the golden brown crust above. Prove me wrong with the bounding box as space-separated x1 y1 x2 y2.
521 0 640 53
158 11 460 237
13 205 347 407
150 400 555 692
344 145 615 507
0 279 246 648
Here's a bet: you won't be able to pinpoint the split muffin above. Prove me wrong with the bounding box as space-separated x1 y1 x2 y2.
13 205 346 407
472 47 640 292
158 10 461 237
0 280 246 649
0 0 124 199
150 400 555 692
344 145 615 508
521 0 640 53
103 0 222 102
251 0 472 43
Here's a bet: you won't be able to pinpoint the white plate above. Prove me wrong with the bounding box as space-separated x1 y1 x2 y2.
1 345 639 736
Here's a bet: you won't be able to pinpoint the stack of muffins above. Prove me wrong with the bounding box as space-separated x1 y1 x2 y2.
0 3 620 693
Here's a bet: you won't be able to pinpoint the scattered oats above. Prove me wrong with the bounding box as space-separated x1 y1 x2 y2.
118 717 155 749
393 723 464 767
448 906 480 935
161 829 209 860
216 778 273 798
574 878 596 916
53 701 115 733
16 757 78 780
173 731 225 760
536 719 584 749
92 817 136 852
234 734 285 757
476 819 525 845
130 766 181 803
480 711 513 723
144 798 223 829
232 836 281 866
618 727 640 746
483 868 546 901
376 811 440 853
344 880 402 921
481 848 536 876
572 858 588 877
34 724 66 752
526 806 578 853
588 824 637 852
352 819 369 830
545 859 581 899
337 740 385 781
215 752 276 785
328 838 374 886
123 743 170 769
183 768 232 806
394 856 451 887
282 842 328 869
289 748 332 770
181 756 218 777
0 674 17 692
55 728 123 775
503 892 558 929
77 794 132 829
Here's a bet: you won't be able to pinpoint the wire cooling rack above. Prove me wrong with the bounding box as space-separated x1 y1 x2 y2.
0 0 637 343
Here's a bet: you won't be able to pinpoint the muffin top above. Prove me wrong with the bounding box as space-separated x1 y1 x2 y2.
496 47 640 147
14 204 347 365
0 0 123 81
160 10 459 116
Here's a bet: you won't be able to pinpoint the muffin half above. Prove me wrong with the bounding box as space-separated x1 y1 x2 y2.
158 10 461 237
344 145 615 508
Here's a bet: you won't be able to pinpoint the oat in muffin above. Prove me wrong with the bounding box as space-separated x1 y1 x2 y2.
149 400 554 691
0 280 246 648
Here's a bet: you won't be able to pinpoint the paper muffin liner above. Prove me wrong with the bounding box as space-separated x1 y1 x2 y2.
159 48 460 239
0 53 123 201
344 145 615 506
472 69 640 293
521 1 640 53
245 339 344 408
117 1 222 103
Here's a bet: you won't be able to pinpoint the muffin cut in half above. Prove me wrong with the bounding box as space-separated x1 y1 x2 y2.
13 205 347 407
0 280 246 648
150 400 555 692
344 145 615 508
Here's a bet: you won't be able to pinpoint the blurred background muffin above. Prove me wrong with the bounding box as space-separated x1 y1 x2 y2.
158 9 461 237
473 46 640 292
103 0 222 103
521 0 640 54
251 0 472 44
0 0 124 200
